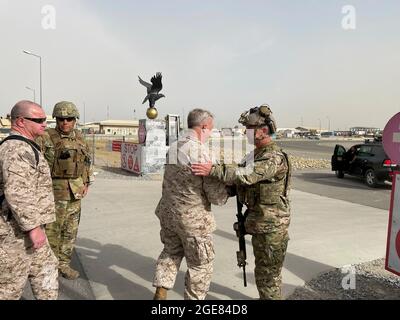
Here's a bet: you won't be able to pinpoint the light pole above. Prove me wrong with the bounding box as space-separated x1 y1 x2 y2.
25 86 36 103
23 50 42 107
326 116 331 131
318 118 321 132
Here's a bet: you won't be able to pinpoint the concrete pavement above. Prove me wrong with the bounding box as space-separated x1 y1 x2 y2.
70 175 389 300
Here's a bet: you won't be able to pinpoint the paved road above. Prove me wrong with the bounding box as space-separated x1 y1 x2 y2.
276 139 360 160
20 167 391 300
275 140 392 211
292 169 391 211
22 251 95 300
21 139 392 300
74 177 389 300
212 137 361 160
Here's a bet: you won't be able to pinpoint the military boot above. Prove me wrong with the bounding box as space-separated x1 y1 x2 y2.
153 287 168 300
59 265 80 280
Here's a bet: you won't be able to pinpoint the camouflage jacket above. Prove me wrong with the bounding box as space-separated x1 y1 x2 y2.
210 141 291 234
156 132 229 236
0 132 56 235
36 128 93 201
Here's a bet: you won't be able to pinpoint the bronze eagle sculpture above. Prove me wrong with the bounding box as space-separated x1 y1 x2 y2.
138 72 165 108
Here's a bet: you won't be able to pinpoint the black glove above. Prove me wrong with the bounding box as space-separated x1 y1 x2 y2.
226 185 237 197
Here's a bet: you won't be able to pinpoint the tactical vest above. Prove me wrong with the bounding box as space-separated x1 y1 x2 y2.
0 135 41 222
48 129 89 179
238 143 291 212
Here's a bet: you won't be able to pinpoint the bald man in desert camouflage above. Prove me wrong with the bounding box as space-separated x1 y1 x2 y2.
0 100 58 300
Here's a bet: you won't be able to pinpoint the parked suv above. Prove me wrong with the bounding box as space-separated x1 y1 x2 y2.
331 140 399 187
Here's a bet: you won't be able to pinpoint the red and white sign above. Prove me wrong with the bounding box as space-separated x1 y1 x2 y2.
138 123 147 144
121 142 141 174
112 140 123 152
383 112 400 165
385 172 400 276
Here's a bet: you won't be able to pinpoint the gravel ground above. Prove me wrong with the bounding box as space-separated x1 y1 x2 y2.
288 258 400 300
93 166 162 180
289 156 330 171
93 155 331 181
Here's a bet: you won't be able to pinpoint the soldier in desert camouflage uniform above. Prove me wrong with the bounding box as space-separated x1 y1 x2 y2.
0 100 58 300
36 101 93 280
192 104 291 300
153 109 230 300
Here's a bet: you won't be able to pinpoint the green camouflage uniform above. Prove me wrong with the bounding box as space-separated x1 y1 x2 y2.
36 128 92 274
210 105 291 300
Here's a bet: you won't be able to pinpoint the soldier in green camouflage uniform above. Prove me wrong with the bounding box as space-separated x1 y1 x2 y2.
36 101 93 280
192 104 291 300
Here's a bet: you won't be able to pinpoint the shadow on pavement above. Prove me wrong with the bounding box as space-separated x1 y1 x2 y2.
214 229 252 246
76 237 252 300
284 252 334 282
97 166 142 177
214 229 335 284
22 250 95 300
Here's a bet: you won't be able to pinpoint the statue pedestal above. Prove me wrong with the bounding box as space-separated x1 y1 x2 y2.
121 119 167 175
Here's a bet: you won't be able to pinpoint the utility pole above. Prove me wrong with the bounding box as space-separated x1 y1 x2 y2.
26 86 36 102
23 50 42 107
83 102 86 138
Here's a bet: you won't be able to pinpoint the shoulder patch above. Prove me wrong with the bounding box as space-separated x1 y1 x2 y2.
22 150 37 166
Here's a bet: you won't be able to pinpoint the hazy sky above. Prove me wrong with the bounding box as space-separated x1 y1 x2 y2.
0 0 399 130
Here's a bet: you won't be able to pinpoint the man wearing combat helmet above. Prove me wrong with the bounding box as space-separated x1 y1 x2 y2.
192 104 291 300
36 101 93 280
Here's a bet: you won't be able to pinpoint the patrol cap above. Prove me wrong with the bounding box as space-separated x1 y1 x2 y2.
52 101 80 119
238 104 277 134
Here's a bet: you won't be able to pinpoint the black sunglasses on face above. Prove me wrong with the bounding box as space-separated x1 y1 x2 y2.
57 118 75 122
23 117 47 124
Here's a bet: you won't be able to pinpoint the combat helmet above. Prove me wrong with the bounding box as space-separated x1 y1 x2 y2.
52 101 80 119
238 104 277 134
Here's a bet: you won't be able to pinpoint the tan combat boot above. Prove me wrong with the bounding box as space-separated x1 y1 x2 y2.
153 287 168 300
59 265 80 280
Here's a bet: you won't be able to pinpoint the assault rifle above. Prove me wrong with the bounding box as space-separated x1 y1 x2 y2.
233 196 247 287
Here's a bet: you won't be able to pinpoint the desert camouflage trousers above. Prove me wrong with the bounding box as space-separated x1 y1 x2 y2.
45 199 81 268
153 227 215 300
252 227 289 300
0 224 59 300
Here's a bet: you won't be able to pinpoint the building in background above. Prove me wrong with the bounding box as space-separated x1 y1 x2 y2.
350 127 381 136
46 115 56 128
0 116 11 140
81 120 139 136
0 116 11 129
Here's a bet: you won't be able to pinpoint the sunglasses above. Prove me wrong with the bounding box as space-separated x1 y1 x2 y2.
57 118 76 122
23 117 47 124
